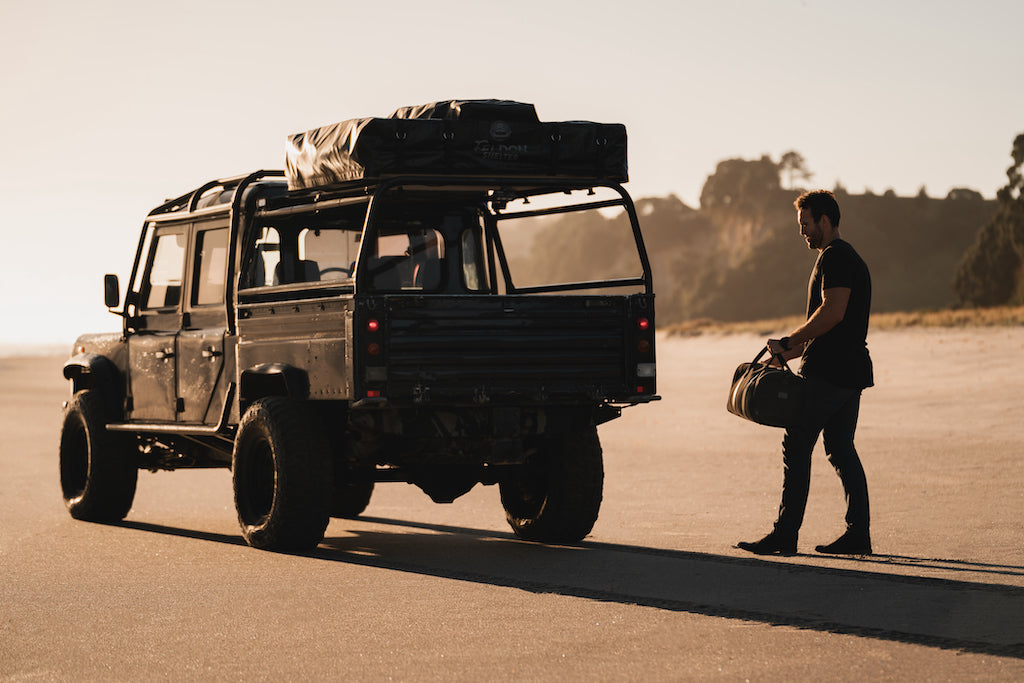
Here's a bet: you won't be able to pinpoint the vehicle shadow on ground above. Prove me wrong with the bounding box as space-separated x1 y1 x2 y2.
116 515 1024 659
318 516 1024 660
118 520 248 547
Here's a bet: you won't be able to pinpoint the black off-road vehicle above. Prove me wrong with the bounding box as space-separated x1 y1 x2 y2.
60 100 658 551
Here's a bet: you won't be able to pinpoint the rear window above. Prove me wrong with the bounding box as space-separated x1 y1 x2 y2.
364 228 445 292
493 187 644 294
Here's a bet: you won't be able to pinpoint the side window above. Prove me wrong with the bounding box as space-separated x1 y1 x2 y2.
243 226 281 288
142 231 188 310
192 227 229 306
127 223 156 318
299 228 358 281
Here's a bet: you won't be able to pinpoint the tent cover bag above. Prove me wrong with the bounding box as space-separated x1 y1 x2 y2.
727 347 806 428
284 100 627 190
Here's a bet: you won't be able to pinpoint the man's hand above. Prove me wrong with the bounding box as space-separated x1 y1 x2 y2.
767 338 788 357
766 337 800 366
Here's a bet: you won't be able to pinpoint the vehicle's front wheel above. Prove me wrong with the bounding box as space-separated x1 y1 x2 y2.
232 397 332 551
59 389 138 522
499 426 604 543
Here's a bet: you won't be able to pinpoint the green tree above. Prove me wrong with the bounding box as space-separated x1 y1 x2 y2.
952 222 1020 306
779 151 813 190
699 155 781 212
946 188 984 201
954 133 1024 306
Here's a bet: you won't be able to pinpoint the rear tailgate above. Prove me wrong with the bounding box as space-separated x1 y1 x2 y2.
355 294 655 405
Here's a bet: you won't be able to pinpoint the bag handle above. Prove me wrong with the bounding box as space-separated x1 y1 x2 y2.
751 346 793 373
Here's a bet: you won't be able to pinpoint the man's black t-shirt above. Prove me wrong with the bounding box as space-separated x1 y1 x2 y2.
800 238 874 389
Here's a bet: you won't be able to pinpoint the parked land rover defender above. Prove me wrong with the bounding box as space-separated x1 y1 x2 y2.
59 100 659 551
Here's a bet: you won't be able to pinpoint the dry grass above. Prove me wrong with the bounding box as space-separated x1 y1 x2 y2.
664 305 1024 337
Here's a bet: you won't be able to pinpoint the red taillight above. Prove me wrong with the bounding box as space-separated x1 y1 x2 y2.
367 318 380 332
366 390 382 398
637 339 651 353
637 317 650 331
367 342 381 356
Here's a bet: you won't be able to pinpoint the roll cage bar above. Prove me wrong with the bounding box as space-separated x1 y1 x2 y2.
118 171 654 337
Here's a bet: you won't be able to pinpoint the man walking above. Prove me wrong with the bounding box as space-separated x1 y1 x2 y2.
737 190 874 556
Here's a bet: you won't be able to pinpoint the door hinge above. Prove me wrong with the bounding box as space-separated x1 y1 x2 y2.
176 397 185 413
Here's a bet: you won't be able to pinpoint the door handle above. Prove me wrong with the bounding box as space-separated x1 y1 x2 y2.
154 349 175 360
201 347 223 359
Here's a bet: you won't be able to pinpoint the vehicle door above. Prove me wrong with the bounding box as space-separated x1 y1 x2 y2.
128 223 188 422
177 222 230 424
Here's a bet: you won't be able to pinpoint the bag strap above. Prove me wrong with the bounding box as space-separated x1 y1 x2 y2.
751 346 794 373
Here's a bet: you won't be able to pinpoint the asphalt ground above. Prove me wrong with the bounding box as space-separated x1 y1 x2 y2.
2 329 1022 680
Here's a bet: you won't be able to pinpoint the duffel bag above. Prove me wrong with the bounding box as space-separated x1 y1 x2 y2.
727 347 805 428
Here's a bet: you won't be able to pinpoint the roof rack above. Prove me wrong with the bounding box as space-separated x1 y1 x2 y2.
147 171 286 219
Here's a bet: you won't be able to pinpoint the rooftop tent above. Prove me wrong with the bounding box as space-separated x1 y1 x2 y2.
284 100 627 190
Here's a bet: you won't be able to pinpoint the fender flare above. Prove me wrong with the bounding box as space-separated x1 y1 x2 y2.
62 353 125 419
239 363 310 414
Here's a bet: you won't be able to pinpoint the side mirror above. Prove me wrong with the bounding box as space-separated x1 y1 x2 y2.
104 274 120 309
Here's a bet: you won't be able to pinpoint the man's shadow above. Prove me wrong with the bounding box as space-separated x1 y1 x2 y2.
119 516 1024 660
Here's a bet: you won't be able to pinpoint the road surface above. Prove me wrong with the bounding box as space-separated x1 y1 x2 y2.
2 329 1022 680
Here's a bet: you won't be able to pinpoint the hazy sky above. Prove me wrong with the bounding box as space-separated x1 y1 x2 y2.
2 0 1022 344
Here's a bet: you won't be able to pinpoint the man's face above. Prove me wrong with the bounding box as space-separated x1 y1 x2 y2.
798 207 825 250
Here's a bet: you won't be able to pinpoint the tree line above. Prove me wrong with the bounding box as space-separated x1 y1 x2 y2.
953 133 1024 307
522 136 1024 325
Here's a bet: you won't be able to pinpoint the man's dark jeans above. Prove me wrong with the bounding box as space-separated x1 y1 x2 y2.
774 376 870 540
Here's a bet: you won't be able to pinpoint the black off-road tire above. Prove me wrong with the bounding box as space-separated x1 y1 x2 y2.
59 390 138 522
331 467 374 519
232 397 332 552
499 426 604 543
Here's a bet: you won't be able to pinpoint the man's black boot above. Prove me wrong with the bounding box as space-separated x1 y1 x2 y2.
815 530 872 555
736 531 797 556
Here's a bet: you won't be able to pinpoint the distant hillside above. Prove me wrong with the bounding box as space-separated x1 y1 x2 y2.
685 188 996 323
518 155 998 326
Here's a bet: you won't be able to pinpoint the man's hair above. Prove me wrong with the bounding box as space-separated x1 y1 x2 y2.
794 190 841 227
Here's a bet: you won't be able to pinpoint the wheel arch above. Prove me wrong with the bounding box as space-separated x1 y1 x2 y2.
239 363 310 415
63 353 125 420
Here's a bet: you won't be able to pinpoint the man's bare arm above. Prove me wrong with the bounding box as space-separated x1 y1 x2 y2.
767 286 850 358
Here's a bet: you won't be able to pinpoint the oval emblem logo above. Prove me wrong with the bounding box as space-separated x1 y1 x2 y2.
489 121 512 141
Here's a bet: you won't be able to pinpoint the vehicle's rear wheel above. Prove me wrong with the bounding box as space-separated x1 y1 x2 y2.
331 467 374 519
499 426 604 543
59 389 138 522
232 397 332 551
